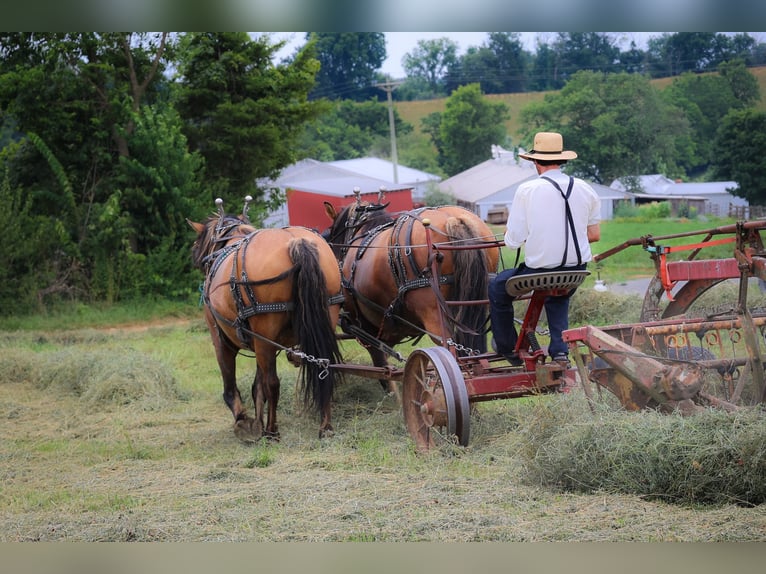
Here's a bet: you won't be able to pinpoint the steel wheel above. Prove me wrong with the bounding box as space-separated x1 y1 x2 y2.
403 347 470 452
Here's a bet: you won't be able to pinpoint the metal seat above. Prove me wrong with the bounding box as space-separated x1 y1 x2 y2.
505 270 590 297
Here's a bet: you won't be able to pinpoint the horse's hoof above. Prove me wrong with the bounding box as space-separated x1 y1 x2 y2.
233 418 261 443
262 430 280 442
319 426 335 439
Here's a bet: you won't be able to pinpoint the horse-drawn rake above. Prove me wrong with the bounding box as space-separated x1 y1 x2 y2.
324 206 766 452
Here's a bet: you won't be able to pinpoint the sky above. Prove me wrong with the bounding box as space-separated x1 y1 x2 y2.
268 32 661 79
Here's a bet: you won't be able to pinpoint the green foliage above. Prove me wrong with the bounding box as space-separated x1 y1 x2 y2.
520 70 692 184
176 32 324 203
0 153 77 313
712 108 766 204
428 83 509 176
308 33 386 101
402 37 459 96
422 182 454 206
445 33 531 96
637 201 672 219
662 63 760 175
676 200 698 219
297 99 412 161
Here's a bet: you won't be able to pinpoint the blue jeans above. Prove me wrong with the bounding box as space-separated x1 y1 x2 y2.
488 263 586 358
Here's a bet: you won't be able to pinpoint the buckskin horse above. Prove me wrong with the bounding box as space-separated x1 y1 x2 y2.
189 198 344 441
323 197 500 391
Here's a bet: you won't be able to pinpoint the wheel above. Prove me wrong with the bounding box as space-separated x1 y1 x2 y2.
402 347 470 451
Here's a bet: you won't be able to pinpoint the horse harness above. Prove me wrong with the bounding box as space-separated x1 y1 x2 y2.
202 229 344 350
340 207 453 338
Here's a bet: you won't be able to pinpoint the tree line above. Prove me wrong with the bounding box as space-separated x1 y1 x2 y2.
1 32 764 314
309 32 766 101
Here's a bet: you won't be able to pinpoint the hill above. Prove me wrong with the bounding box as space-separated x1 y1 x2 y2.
394 66 766 144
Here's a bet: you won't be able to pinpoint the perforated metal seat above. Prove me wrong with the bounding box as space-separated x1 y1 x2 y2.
505 270 590 297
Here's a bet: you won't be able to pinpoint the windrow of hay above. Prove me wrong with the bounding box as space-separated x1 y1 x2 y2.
1 347 186 410
568 289 642 327
514 395 766 506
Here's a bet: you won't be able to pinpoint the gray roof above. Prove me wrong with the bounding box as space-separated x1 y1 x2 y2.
262 159 412 197
657 181 739 196
611 174 740 198
474 177 634 208
610 174 676 193
329 158 440 187
438 157 536 203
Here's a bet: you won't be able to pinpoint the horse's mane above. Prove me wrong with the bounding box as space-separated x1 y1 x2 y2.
191 213 254 269
342 202 393 234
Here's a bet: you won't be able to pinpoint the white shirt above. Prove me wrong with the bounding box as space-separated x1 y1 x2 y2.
504 169 601 269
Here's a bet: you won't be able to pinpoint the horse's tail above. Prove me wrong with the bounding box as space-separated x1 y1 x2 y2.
445 217 491 354
287 238 343 415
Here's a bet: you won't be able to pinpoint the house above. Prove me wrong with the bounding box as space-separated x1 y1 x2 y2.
439 150 633 223
260 159 413 230
328 158 441 205
611 175 746 216
437 154 536 221
473 175 635 224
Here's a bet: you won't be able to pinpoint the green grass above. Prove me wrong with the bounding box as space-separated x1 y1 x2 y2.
492 215 741 287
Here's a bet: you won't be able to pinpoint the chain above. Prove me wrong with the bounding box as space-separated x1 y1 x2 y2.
288 349 331 380
447 338 480 356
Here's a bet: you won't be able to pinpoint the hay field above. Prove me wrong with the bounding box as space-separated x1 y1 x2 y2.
1 315 764 542
395 65 766 141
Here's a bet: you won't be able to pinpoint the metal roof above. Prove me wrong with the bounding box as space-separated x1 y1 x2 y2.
263 158 411 197
329 158 441 186
438 157 536 203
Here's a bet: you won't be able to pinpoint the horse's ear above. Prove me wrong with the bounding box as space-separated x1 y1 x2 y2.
324 201 338 221
187 219 204 234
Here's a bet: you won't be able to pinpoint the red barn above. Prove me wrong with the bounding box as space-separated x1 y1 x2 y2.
261 159 414 232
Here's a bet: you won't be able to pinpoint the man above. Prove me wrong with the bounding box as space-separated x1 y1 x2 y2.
489 132 601 365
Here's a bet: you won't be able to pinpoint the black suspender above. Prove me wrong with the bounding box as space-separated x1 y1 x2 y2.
541 176 582 267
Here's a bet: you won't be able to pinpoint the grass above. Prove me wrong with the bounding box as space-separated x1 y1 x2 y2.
1 215 765 541
490 214 743 290
395 65 766 142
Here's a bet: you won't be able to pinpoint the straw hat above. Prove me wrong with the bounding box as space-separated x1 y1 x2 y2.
518 132 577 161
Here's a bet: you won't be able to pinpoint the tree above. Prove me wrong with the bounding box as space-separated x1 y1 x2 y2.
0 33 218 307
402 37 459 96
712 108 766 204
645 32 761 78
528 41 560 91
307 33 386 101
447 33 529 95
520 70 692 184
426 83 509 176
175 32 325 204
297 99 412 161
662 61 760 176
554 33 622 79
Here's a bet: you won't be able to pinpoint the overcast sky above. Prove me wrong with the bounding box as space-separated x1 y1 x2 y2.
266 32 660 79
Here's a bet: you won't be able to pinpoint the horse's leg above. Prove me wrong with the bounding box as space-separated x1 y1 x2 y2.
255 345 280 441
319 400 334 439
368 346 402 404
204 314 260 442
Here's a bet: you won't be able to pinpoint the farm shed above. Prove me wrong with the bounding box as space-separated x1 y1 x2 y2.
611 175 746 217
437 155 536 220
260 159 414 230
475 176 633 223
329 158 441 205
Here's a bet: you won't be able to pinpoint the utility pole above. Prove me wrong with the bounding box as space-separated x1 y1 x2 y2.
375 80 403 184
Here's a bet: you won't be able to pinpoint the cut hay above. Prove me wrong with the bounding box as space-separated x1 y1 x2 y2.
29 348 186 410
514 395 766 506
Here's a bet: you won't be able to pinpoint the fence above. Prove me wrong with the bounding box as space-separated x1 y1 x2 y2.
729 205 766 219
